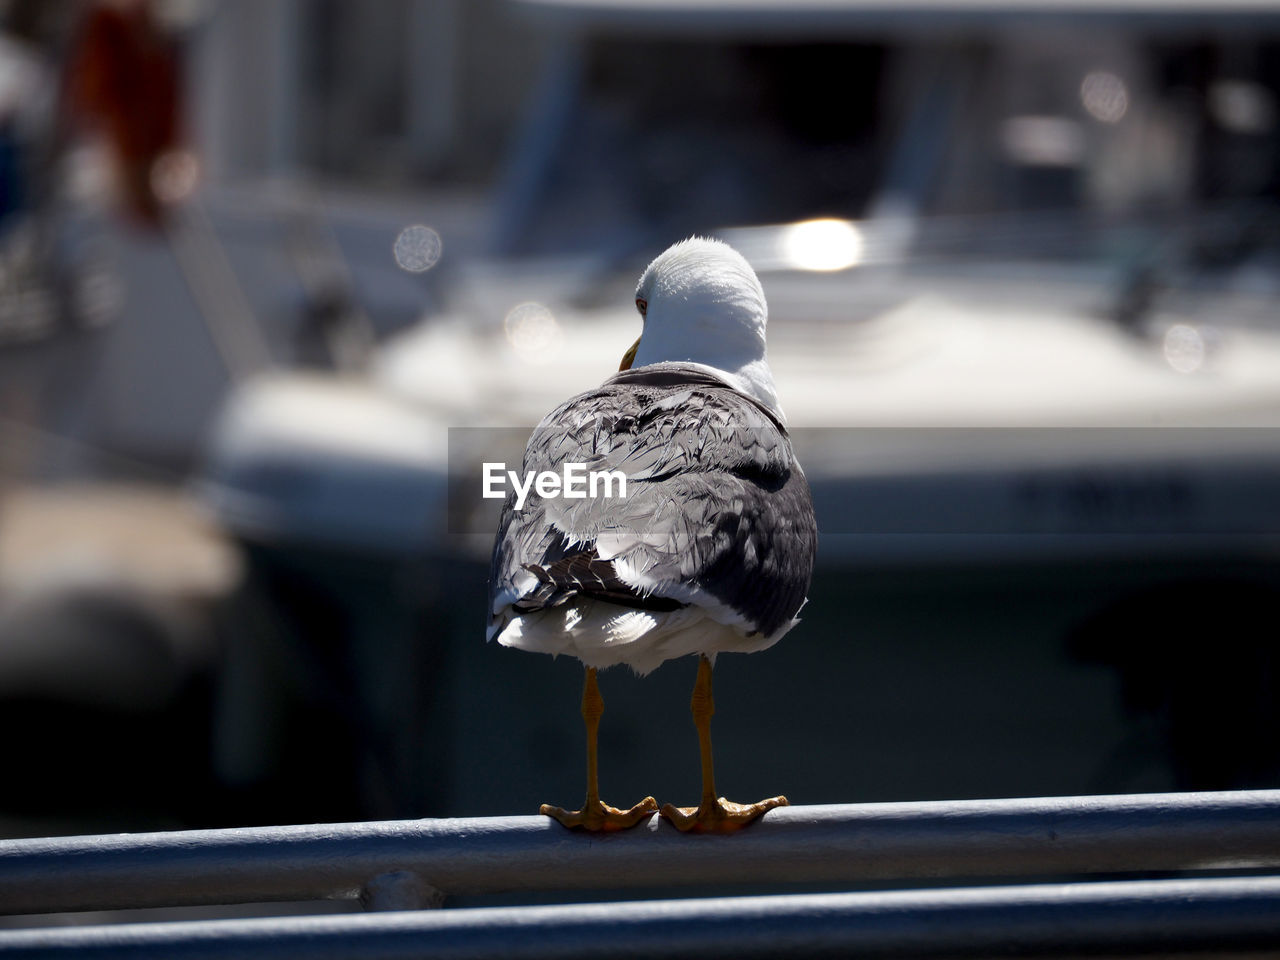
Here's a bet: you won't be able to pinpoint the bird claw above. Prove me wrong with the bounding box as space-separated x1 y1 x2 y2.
660 795 788 833
540 795 659 831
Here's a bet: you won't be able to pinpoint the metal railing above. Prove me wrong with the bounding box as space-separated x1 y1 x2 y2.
2 790 1279 956
3 877 1280 959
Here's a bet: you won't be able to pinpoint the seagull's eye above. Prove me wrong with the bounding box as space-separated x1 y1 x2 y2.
635 297 647 318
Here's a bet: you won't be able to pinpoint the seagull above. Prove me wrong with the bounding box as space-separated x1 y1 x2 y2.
487 237 817 833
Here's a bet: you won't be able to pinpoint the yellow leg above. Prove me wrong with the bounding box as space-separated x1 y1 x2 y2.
541 667 658 831
660 655 788 833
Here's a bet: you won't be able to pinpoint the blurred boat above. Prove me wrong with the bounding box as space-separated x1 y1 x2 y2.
192 0 1280 818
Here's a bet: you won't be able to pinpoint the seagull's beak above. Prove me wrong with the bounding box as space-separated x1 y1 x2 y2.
619 336 640 371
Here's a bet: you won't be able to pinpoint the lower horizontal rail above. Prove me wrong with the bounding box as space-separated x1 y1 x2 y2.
2 790 1279 916
1 877 1279 959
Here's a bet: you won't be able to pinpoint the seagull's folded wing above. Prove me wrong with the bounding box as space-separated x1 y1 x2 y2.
489 365 817 643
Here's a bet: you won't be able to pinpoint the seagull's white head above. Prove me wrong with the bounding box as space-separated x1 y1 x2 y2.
626 237 782 418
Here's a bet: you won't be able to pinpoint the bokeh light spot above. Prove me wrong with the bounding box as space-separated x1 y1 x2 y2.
1080 71 1129 124
151 150 200 204
1163 323 1206 374
504 302 562 364
394 225 443 273
779 218 864 272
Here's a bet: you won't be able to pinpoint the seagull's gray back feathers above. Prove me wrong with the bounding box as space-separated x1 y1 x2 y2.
488 363 816 652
